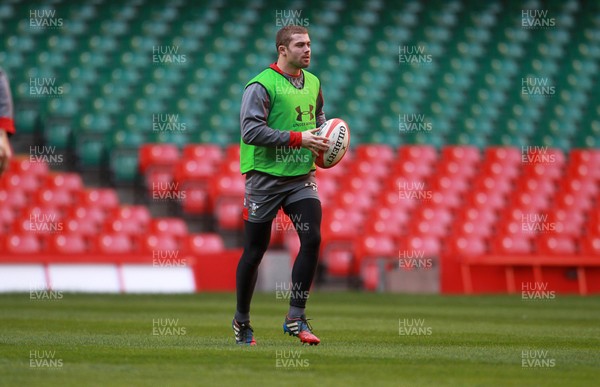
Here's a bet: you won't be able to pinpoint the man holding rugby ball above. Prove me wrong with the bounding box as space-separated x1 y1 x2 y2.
232 25 329 346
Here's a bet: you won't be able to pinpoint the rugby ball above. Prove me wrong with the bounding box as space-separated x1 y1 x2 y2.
315 118 350 169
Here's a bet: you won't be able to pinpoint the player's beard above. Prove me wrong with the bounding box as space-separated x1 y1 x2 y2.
293 55 310 69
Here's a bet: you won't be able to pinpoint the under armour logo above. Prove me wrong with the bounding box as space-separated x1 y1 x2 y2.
295 105 314 121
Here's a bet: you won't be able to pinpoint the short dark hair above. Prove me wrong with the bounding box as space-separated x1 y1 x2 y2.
275 26 308 51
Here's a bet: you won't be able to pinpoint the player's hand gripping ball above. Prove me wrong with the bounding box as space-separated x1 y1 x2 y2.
315 118 350 169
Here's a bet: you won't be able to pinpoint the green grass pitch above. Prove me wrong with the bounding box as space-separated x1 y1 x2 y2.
0 292 598 386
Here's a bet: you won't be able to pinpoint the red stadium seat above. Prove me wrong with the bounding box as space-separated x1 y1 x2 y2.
111 206 152 227
579 236 600 255
225 144 240 161
47 233 88 254
569 149 600 179
398 145 437 164
560 176 598 198
441 146 481 166
523 163 563 181
8 155 49 176
173 159 216 187
456 207 497 226
516 177 556 198
180 186 211 215
322 207 364 231
338 190 373 212
342 174 382 197
144 168 175 194
67 204 108 226
3 233 42 254
399 234 442 257
214 201 244 230
323 249 354 277
554 191 593 212
14 205 63 234
535 235 578 255
447 235 488 257
356 234 396 260
490 233 533 254
34 187 74 208
315 174 338 202
392 159 434 179
93 233 135 254
509 191 550 212
141 234 179 253
466 190 506 210
361 261 380 291
355 144 395 163
76 188 120 210
484 147 522 166
549 209 585 236
182 144 224 164
479 161 520 181
139 143 180 173
453 219 493 237
211 174 245 201
472 175 513 195
432 174 471 194
104 217 147 236
0 206 16 233
44 172 84 192
0 171 40 194
183 233 225 255
366 217 408 237
0 187 28 212
350 159 390 179
150 217 188 238
63 217 100 237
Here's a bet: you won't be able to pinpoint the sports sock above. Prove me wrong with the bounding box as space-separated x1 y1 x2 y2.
234 312 250 324
287 306 305 319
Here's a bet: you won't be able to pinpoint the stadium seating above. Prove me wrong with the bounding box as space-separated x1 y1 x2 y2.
2 0 600 293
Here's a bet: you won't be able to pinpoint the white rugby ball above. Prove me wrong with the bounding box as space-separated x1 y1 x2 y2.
315 118 350 169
